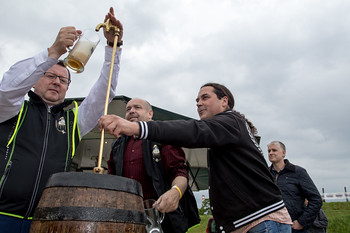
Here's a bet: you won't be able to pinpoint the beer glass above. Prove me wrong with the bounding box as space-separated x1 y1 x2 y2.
63 29 100 73
144 199 165 233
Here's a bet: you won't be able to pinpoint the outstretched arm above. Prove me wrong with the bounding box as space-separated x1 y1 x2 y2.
0 26 80 123
78 7 124 137
98 114 140 138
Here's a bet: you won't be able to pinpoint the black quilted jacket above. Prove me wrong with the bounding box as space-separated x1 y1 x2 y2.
270 159 322 228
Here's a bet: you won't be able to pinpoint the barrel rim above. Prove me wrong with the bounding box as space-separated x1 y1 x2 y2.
44 172 143 197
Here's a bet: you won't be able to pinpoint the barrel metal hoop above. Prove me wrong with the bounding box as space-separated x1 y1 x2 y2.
34 206 146 224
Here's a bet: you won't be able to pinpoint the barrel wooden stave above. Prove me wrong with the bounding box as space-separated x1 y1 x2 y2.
29 172 146 233
30 221 145 233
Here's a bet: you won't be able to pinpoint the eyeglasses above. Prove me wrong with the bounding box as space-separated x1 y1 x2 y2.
43 72 71 85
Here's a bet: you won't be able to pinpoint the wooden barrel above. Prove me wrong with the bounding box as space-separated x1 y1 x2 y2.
30 172 146 233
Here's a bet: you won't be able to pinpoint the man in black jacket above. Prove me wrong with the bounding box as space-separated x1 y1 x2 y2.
107 98 199 233
268 141 322 233
98 83 293 233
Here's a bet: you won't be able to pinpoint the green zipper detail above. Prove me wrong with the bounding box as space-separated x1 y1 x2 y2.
72 100 80 157
1 102 28 185
0 211 33 220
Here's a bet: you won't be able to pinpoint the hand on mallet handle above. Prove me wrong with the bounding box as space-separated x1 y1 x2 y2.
103 7 123 43
98 115 140 138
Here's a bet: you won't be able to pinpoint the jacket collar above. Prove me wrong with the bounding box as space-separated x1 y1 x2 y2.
270 159 296 173
282 159 296 172
28 90 73 114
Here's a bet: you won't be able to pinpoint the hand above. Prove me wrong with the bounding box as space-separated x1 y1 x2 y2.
104 7 124 43
48 27 82 59
98 115 139 138
154 189 181 213
153 176 187 213
292 220 304 230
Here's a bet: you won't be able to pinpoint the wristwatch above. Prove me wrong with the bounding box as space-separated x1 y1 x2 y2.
107 40 123 47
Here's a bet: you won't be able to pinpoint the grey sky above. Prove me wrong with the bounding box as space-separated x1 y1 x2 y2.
1 0 349 195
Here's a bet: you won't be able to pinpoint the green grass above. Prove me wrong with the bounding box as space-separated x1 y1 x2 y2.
188 202 350 233
187 215 211 233
323 202 350 233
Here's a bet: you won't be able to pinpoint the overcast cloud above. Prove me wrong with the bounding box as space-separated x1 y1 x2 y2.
1 0 349 195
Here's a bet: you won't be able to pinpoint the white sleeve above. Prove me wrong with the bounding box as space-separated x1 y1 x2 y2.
0 50 57 123
77 46 122 137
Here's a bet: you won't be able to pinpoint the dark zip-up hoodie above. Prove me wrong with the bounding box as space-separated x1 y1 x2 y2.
0 91 80 219
137 111 285 232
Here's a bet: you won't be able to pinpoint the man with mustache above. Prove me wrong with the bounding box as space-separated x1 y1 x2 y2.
107 97 199 233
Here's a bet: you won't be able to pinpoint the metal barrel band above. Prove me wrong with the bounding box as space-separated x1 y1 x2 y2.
33 206 146 224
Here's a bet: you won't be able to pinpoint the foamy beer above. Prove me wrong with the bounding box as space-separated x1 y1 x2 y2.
64 29 100 73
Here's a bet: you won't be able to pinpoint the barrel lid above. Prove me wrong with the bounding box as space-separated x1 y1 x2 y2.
45 172 143 197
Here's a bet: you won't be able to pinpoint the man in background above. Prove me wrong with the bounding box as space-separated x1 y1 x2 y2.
268 141 322 233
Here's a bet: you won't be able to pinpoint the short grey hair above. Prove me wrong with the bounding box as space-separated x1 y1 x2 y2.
267 141 286 151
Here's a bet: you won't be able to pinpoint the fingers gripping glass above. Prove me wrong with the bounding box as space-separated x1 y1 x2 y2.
44 72 71 85
143 199 164 233
63 29 100 73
